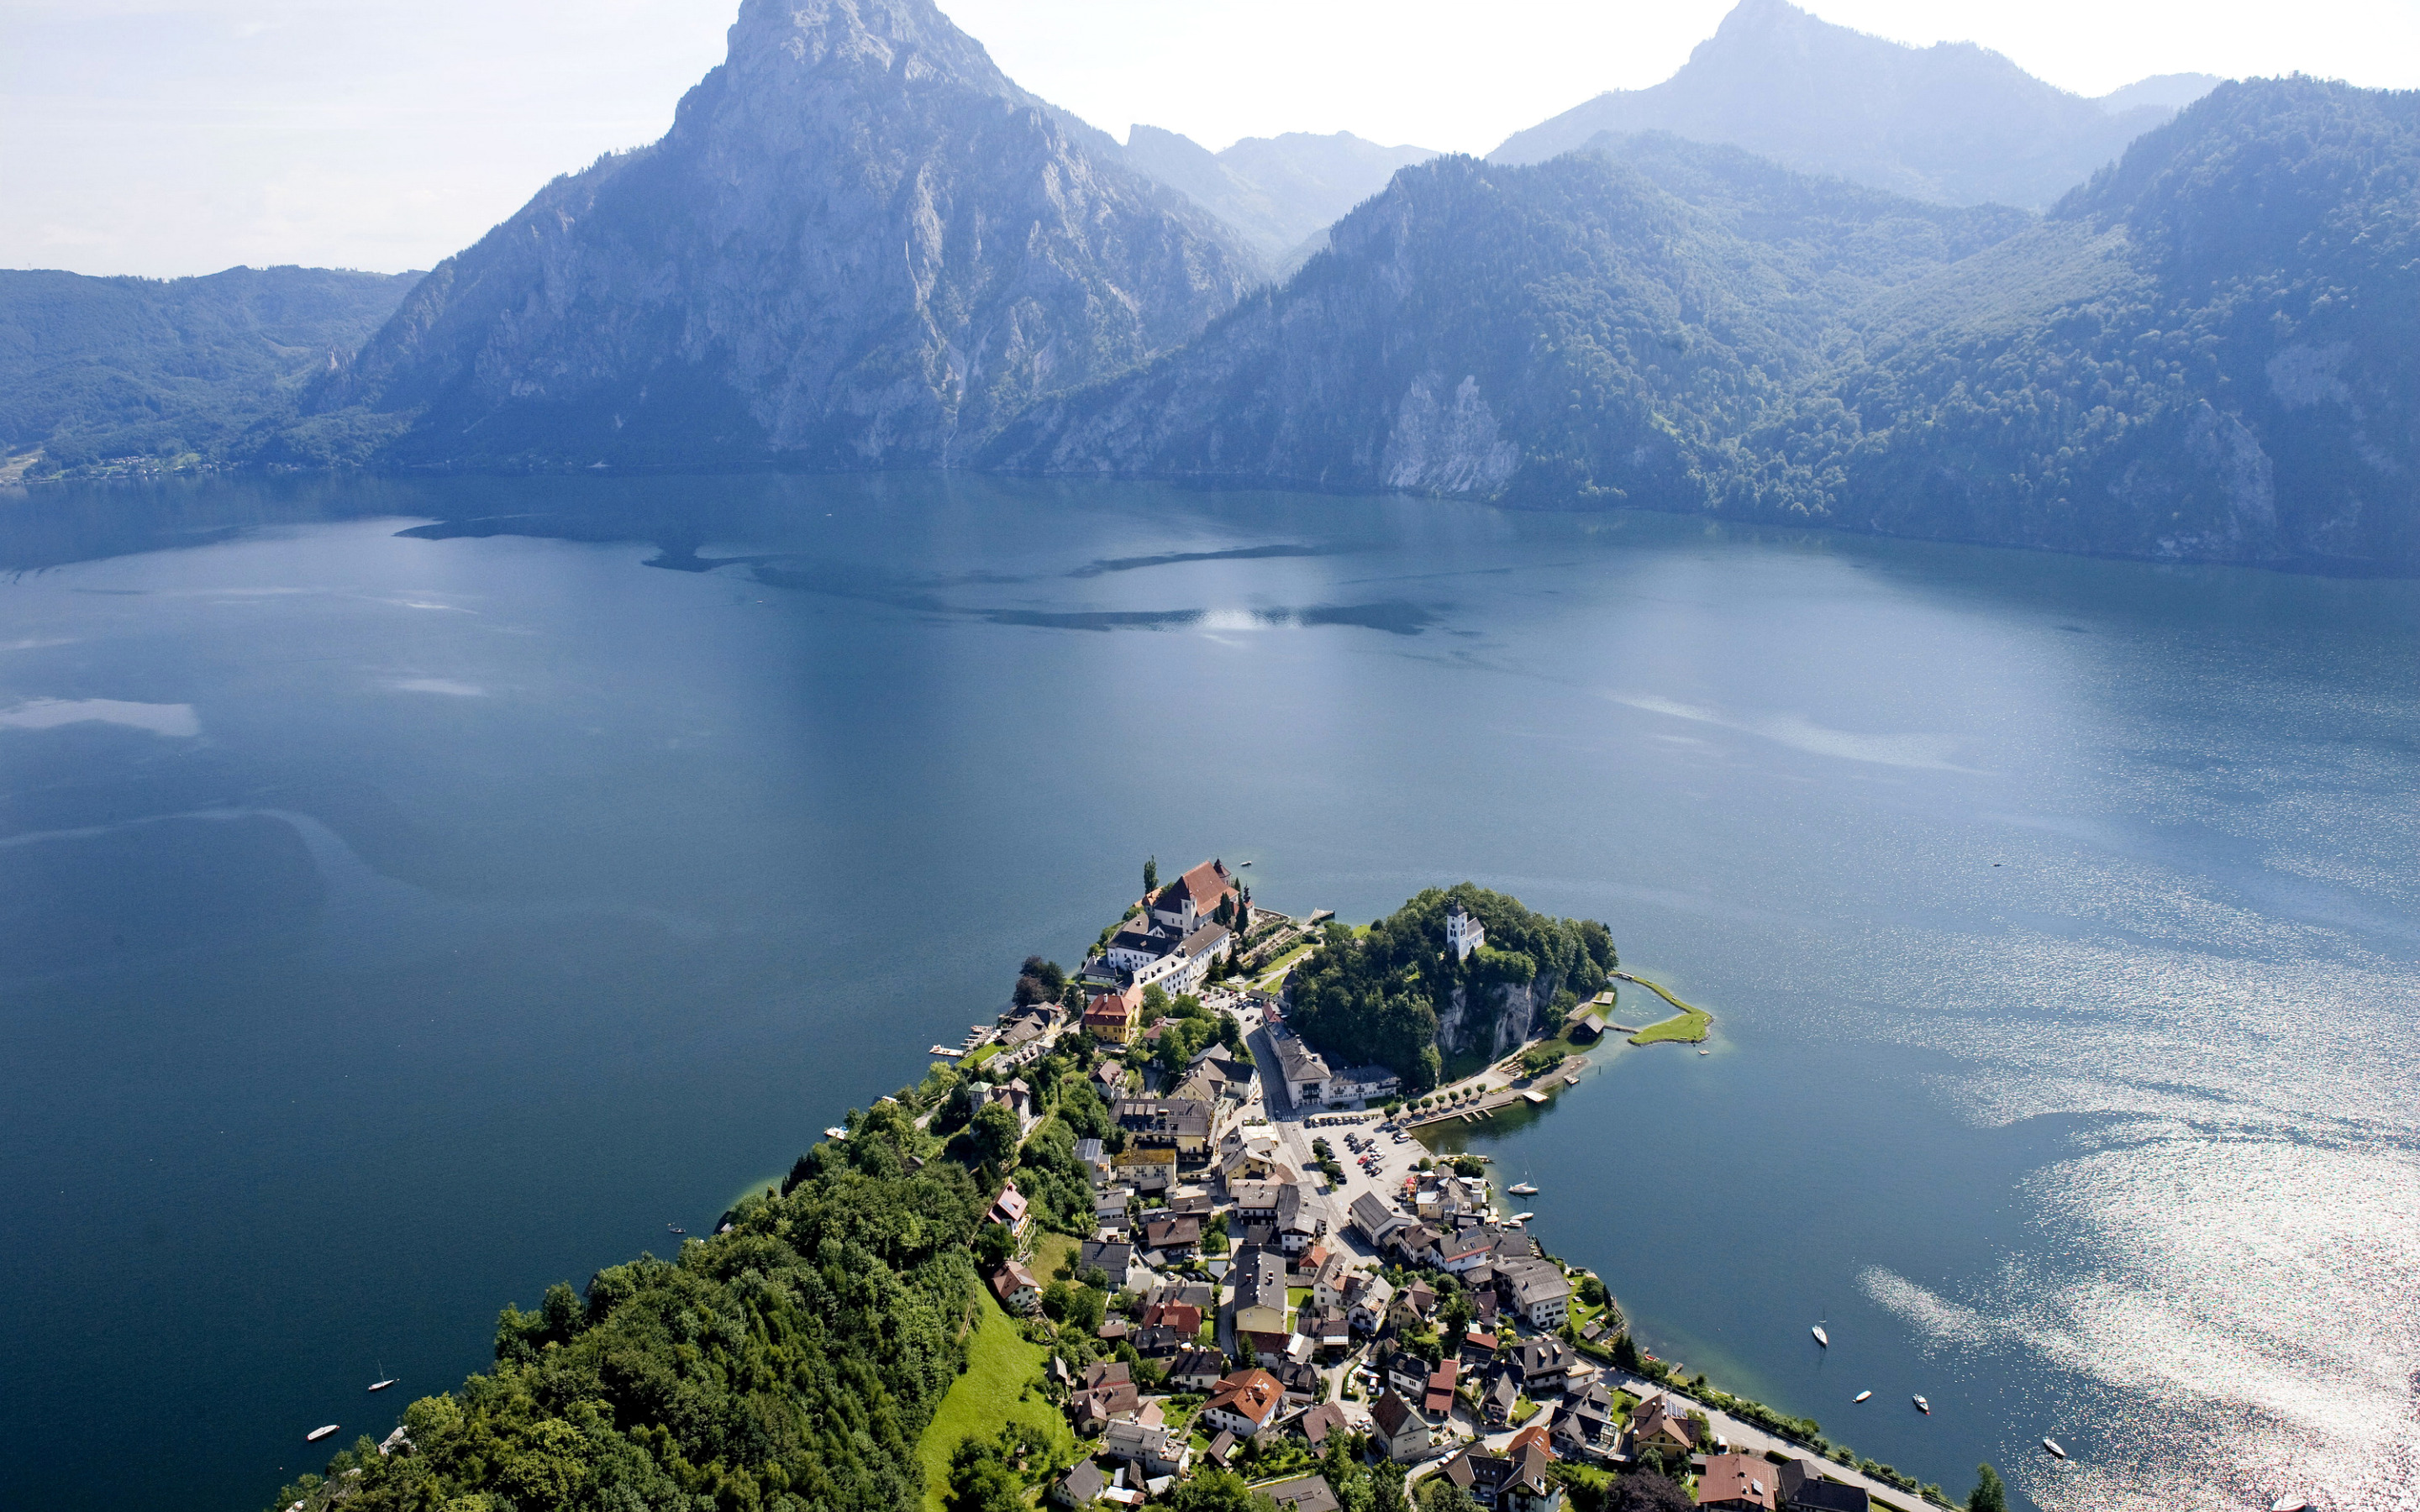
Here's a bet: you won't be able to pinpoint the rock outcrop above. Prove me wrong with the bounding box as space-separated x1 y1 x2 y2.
325 0 1257 470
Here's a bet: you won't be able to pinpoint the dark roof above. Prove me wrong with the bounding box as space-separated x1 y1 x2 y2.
1057 1460 1106 1505
1297 1402 1348 1446
1260 1475 1341 1512
1371 1390 1420 1437
1786 1475 1871 1512
1117 1098 1213 1140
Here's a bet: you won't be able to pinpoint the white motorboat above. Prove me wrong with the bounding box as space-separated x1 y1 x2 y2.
2270 1499 2308 1512
823 1126 847 1139
1912 1395 1930 1414
1508 1181 1539 1195
306 1425 341 1443
2043 1437 2066 1459
1811 1325 1829 1347
1854 1391 1872 1404
1510 1211 1534 1223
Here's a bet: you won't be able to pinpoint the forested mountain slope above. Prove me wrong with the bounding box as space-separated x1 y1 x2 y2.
986 135 2030 506
1491 0 2202 210
311 0 1256 471
0 266 418 478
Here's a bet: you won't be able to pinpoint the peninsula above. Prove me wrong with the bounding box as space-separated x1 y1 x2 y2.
267 862 1990 1512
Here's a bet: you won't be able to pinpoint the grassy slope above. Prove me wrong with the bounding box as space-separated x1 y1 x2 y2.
915 1289 1071 1512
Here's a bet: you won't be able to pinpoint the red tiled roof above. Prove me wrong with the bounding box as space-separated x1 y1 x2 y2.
1159 860 1236 916
1206 1368 1284 1429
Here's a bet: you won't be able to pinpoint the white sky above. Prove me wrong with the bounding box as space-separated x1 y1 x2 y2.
3 0 2415 279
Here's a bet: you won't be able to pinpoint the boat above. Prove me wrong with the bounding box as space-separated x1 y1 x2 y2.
1698 1047 1709 1055
1854 1391 1872 1404
1510 1212 1534 1223
1912 1396 1930 1414
367 1379 397 1394
666 1224 685 1235
1508 1181 1539 1196
2270 1499 2308 1511
823 1126 847 1139
306 1425 341 1443
1812 1325 1830 1347
2042 1437 2066 1459
1564 1073 1580 1085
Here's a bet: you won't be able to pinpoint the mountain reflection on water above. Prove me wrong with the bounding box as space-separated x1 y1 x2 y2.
1 470 2415 1512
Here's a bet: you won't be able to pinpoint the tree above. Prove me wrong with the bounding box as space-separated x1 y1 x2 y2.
1140 983 1172 1024
973 1222 1018 1270
970 1101 1023 1169
1160 1467 1277 1512
1013 974 1046 1008
1602 1470 1692 1512
1417 1480 1481 1512
1144 856 1160 895
1610 1331 1641 1372
1967 1464 2007 1512
945 1435 1026 1512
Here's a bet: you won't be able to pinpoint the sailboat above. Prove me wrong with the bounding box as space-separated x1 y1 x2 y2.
2270 1499 2308 1512
367 1362 397 1392
1508 1180 1539 1196
2042 1438 2066 1459
1811 1324 1829 1347
1853 1391 1872 1404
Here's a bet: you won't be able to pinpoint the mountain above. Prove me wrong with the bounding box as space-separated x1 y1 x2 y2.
986 135 2031 502
2096 73 2224 115
1777 77 2420 570
1122 127 1439 262
0 265 419 479
999 78 2420 571
316 0 1258 470
1491 0 2190 209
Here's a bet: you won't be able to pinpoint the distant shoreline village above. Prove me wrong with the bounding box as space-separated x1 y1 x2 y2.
917 858 1972 1512
271 856 1990 1512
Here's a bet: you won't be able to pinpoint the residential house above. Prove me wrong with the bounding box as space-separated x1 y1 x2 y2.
1074 1137 1111 1183
1460 1331 1502 1372
1445 903 1486 963
991 1262 1039 1315
1296 1402 1348 1451
1776 1462 1870 1512
1436 1227 1499 1275
1273 1358 1322 1408
1116 1098 1214 1167
1370 1390 1431 1463
1143 1215 1201 1255
1625 1394 1699 1458
1310 1252 1354 1311
1386 1224 1444 1271
1141 1299 1202 1338
1085 984 1143 1043
1499 1259 1573 1331
1229 1247 1289 1336
1482 1368 1520 1426
987 1180 1032 1236
1053 1460 1107 1509
1102 1420 1190 1479
1269 1032 1333 1107
1506 1336 1575 1395
1092 1058 1129 1097
1275 1183 1327 1255
1201 1368 1286 1439
1383 1350 1431 1401
1261 1476 1343 1512
1202 1430 1236 1470
1165 1343 1228 1392
1324 1064 1403 1106
1549 1379 1619 1463
1132 1324 1186 1358
1301 1309 1350 1355
1344 1273 1396 1334
1240 1329 1294 1368
1437 1440 1560 1512
1071 1375 1141 1432
1230 1180 1283 1224
1399 1278 1439 1318
1079 1240 1139 1290
1697 1452 1780 1511
1423 1357 1461 1421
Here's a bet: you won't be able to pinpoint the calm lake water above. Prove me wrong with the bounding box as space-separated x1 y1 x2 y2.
2 474 2414 1512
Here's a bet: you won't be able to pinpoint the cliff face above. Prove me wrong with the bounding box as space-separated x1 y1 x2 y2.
1436 976 1560 1063
328 0 1257 470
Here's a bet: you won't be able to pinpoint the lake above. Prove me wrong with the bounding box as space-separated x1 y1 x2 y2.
2 472 2413 1512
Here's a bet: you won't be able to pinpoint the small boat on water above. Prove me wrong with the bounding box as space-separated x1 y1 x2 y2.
1854 1391 1872 1404
2042 1438 2066 1459
367 1378 397 1394
1508 1181 1539 1195
1812 1325 1830 1347
1509 1212 1535 1223
1564 1073 1580 1085
823 1126 847 1140
306 1425 341 1443
1698 1047 1710 1055
666 1224 685 1235
2270 1498 2308 1511
1912 1395 1930 1414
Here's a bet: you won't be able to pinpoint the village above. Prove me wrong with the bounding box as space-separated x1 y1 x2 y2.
913 859 1939 1512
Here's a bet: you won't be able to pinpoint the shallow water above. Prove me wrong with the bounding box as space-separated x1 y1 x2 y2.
1 472 2413 1511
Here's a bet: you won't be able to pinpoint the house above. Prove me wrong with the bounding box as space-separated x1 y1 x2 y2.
1438 1440 1560 1512
1261 1475 1343 1512
1269 1032 1333 1107
1144 1215 1202 1254
1134 921 1230 998
1370 1390 1431 1463
1053 1460 1107 1508
1386 1224 1444 1270
1436 1228 1498 1274
1383 1350 1431 1401
1500 1260 1574 1331
1460 1330 1501 1371
1697 1452 1780 1511
1301 1308 1351 1354
1324 1064 1403 1105
1445 903 1486 963
1345 1273 1396 1334
1141 1299 1203 1337
1166 1343 1228 1392
1103 912 1181 974
1150 858 1239 936
1085 984 1143 1043
992 1262 1039 1314
1203 1430 1237 1469
1776 1462 1871 1512
1471 1289 1501 1328
1311 1252 1354 1311
1506 1336 1575 1394
1116 1098 1214 1165
1297 1401 1349 1450
1133 1324 1186 1358
1071 1376 1141 1431
1272 1357 1322 1406
1102 1420 1190 1479
1230 1246 1290 1336
1399 1278 1439 1318
1549 1379 1619 1462
1080 1240 1139 1289
1483 1368 1520 1427
1201 1368 1286 1439
987 1179 1031 1235
1349 1191 1407 1248
1093 1059 1129 1097
1231 1180 1283 1222
1240 1329 1294 1368
1074 1137 1111 1182
1626 1394 1699 1457
1275 1183 1327 1255
1423 1358 1460 1420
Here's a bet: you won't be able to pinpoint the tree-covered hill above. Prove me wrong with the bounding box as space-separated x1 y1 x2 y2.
0 265 419 478
1286 885 1618 1089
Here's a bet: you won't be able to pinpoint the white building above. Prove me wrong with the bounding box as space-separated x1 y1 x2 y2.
1324 1064 1402 1105
1446 903 1486 963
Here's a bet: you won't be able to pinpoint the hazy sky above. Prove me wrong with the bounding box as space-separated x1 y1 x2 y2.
4 0 2415 278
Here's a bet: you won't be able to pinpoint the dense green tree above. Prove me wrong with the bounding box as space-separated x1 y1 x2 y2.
970 1100 1024 1169
1161 1468 1281 1512
1601 1470 1694 1512
1968 1464 2007 1512
1418 1479 1481 1512
1144 856 1160 895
